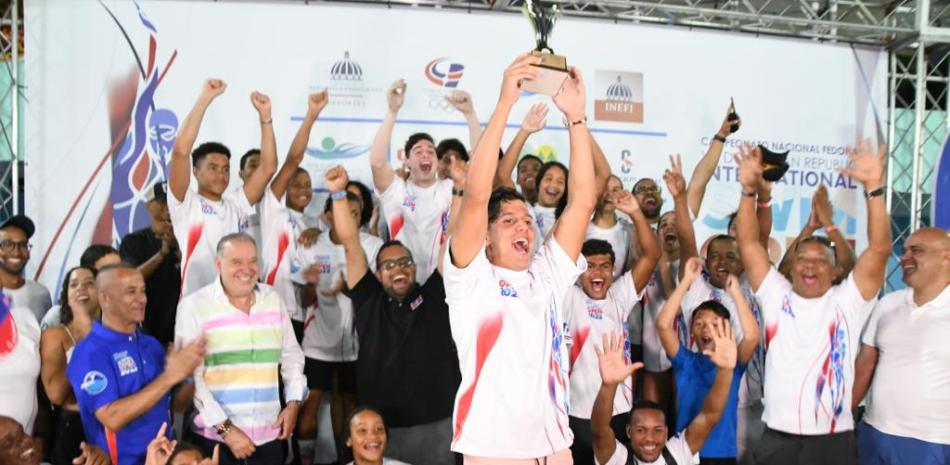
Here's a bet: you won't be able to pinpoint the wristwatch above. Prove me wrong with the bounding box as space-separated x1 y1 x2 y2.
713 133 727 143
215 419 233 438
864 186 885 199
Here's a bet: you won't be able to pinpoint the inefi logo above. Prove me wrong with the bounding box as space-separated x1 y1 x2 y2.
499 279 519 298
306 137 370 160
594 71 644 124
424 58 465 88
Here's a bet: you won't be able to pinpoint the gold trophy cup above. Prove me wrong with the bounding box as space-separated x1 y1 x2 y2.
522 0 570 96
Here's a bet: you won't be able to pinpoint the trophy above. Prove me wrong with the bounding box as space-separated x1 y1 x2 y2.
522 0 570 96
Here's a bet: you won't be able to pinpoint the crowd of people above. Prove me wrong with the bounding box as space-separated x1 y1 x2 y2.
1 51 948 465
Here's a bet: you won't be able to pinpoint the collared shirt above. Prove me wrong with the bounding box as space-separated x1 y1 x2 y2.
175 279 307 446
862 284 950 444
67 322 170 465
344 270 460 427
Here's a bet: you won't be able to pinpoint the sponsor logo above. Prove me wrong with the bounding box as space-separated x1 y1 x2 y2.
306 137 370 160
533 144 560 163
410 295 424 311
200 199 217 216
320 51 382 109
499 279 519 298
402 193 417 212
316 255 332 274
620 149 635 174
587 304 604 321
424 58 465 88
594 71 644 124
114 351 139 376
81 371 108 395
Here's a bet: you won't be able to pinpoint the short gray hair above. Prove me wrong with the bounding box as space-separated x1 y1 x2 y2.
216 232 258 258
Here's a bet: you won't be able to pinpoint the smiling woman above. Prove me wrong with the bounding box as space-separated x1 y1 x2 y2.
345 407 411 465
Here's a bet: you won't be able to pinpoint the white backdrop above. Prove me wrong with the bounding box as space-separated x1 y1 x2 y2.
25 0 886 292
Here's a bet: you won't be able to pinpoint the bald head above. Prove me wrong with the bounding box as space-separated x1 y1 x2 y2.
910 227 950 248
901 227 950 293
95 264 147 331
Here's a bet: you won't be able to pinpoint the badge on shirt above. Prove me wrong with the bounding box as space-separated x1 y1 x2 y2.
200 199 218 216
498 279 519 298
409 295 424 311
402 194 417 212
114 350 139 376
81 371 108 395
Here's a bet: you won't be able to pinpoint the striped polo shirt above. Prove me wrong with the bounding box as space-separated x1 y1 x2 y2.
175 279 307 445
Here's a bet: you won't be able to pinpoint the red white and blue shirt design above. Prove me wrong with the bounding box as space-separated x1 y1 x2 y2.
444 239 586 458
755 267 874 435
378 177 453 283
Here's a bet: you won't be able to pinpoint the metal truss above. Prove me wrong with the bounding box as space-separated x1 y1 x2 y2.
0 0 21 222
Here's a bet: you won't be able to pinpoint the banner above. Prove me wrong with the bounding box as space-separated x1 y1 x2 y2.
25 0 886 292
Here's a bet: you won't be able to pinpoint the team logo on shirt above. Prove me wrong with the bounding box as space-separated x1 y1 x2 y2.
238 215 250 233
114 351 139 376
199 199 218 216
498 280 519 298
81 371 109 395
780 293 795 318
316 256 332 274
402 194 417 212
410 295 424 311
586 302 604 320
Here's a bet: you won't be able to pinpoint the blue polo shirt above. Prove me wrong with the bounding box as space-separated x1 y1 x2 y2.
672 343 746 459
67 322 171 465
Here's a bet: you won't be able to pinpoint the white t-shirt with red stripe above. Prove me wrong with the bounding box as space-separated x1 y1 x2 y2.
443 239 586 458
755 268 874 435
293 232 383 362
168 188 255 297
564 272 644 419
259 188 317 321
378 177 452 283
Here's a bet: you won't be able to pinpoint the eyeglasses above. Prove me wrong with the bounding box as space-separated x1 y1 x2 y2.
379 257 414 271
0 240 32 252
634 185 661 195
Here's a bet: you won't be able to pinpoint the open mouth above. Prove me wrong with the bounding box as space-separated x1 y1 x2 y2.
901 263 916 275
802 274 818 286
644 197 657 207
235 273 255 284
544 188 561 198
420 162 433 174
362 441 383 454
512 238 530 255
663 232 677 243
392 274 409 287
701 335 713 346
591 278 605 293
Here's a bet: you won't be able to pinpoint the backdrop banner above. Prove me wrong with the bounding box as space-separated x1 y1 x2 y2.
26 0 886 293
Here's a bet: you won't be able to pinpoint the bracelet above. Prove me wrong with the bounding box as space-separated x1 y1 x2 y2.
713 134 727 143
330 190 347 201
756 199 772 209
824 224 838 234
260 118 273 125
452 188 464 197
864 186 885 199
567 116 587 127
214 419 233 438
740 190 757 198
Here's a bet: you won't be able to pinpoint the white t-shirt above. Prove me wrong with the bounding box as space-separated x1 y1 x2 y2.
2 281 52 324
294 232 383 362
40 304 62 330
168 188 255 297
755 268 874 435
680 275 765 406
0 302 41 434
259 188 317 321
862 284 950 444
378 177 452 283
564 272 644 419
346 459 410 465
585 220 633 279
444 239 586 458
533 205 557 241
596 433 699 465
640 262 680 373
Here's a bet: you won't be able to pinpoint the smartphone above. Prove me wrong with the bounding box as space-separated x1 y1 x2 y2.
728 97 740 133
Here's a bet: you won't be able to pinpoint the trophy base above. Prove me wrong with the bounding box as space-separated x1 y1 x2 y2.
522 51 569 96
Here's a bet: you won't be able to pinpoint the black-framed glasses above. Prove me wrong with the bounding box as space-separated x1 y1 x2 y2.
0 240 32 252
379 257 414 271
634 185 662 195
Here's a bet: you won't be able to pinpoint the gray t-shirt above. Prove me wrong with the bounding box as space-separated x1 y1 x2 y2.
4 280 52 323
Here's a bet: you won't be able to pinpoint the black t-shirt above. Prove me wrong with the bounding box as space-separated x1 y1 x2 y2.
119 227 181 346
345 270 461 427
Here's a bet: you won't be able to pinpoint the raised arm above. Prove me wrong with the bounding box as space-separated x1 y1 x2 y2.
95 338 204 432
614 190 660 292
725 275 760 364
778 206 821 277
756 181 774 249
591 134 612 199
438 157 467 276
326 166 368 289
664 154 697 279
271 91 327 199
735 145 771 290
242 92 278 205
551 68 596 261
451 54 540 268
684 319 737 454
840 140 890 300
494 103 547 189
445 90 483 150
169 79 226 202
657 257 703 359
812 185 857 279
369 80 405 194
593 332 645 465
687 104 738 217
